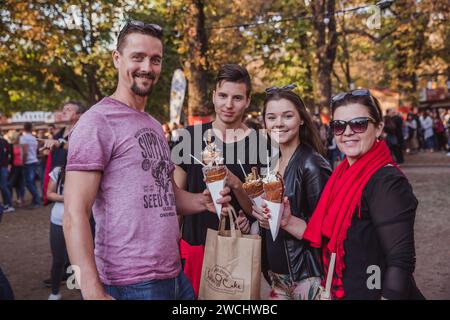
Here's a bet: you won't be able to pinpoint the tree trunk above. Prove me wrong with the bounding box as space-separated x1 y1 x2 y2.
298 29 315 110
83 64 101 105
312 0 338 114
340 15 352 90
395 7 429 106
185 0 209 118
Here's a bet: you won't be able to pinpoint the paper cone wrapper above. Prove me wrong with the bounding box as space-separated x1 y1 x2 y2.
252 195 264 209
206 179 225 219
265 200 284 241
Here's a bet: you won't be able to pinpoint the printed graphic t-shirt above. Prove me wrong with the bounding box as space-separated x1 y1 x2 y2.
67 97 181 285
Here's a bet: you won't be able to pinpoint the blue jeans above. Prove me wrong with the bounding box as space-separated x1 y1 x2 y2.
24 163 40 205
103 271 195 300
425 136 435 150
0 167 12 207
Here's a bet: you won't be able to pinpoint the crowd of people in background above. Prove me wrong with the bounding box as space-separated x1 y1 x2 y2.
0 102 86 214
383 108 450 161
0 101 86 300
0 124 53 213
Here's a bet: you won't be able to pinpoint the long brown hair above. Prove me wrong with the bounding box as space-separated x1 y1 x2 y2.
263 90 326 156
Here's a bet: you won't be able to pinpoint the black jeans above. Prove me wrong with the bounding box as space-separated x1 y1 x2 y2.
9 166 25 201
49 223 69 295
0 266 14 300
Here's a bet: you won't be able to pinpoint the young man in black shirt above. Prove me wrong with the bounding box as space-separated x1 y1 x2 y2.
173 64 269 298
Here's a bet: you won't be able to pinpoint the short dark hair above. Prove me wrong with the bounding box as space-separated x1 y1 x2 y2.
24 122 32 132
216 64 252 97
331 92 383 124
64 101 86 115
116 20 163 53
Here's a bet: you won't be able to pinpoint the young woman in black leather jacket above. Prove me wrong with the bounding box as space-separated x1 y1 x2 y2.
252 86 332 300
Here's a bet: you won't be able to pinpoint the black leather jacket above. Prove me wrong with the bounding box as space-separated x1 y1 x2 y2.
262 144 332 282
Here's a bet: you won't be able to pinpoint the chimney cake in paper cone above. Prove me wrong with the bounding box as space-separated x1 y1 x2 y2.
242 167 265 208
262 170 284 241
202 130 226 219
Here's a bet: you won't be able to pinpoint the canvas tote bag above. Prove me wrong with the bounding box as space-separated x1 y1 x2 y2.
198 207 261 300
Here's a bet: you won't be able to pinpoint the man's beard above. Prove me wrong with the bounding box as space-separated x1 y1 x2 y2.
131 72 156 97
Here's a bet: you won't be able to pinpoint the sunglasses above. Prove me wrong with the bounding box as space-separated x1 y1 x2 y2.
119 20 163 39
330 117 376 136
265 83 297 94
331 89 372 103
330 88 380 115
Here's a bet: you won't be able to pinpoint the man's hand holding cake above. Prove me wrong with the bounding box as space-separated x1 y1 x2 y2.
201 134 228 219
201 187 232 216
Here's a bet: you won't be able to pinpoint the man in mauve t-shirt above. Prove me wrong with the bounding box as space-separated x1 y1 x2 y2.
63 21 231 300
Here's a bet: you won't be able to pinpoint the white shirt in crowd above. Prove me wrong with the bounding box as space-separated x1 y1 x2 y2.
19 132 38 164
49 167 64 226
420 116 434 140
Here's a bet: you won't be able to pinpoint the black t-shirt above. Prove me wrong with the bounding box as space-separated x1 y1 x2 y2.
342 165 423 300
173 122 269 246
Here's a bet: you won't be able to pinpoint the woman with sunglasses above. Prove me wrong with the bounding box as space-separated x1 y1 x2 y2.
253 85 331 300
303 89 424 300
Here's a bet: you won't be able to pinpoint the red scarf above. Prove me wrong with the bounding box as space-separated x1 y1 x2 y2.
303 140 397 299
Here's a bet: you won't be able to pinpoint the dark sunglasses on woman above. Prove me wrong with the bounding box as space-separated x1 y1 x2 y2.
330 117 376 136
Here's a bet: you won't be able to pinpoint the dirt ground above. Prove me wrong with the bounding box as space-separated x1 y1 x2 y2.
0 151 449 300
